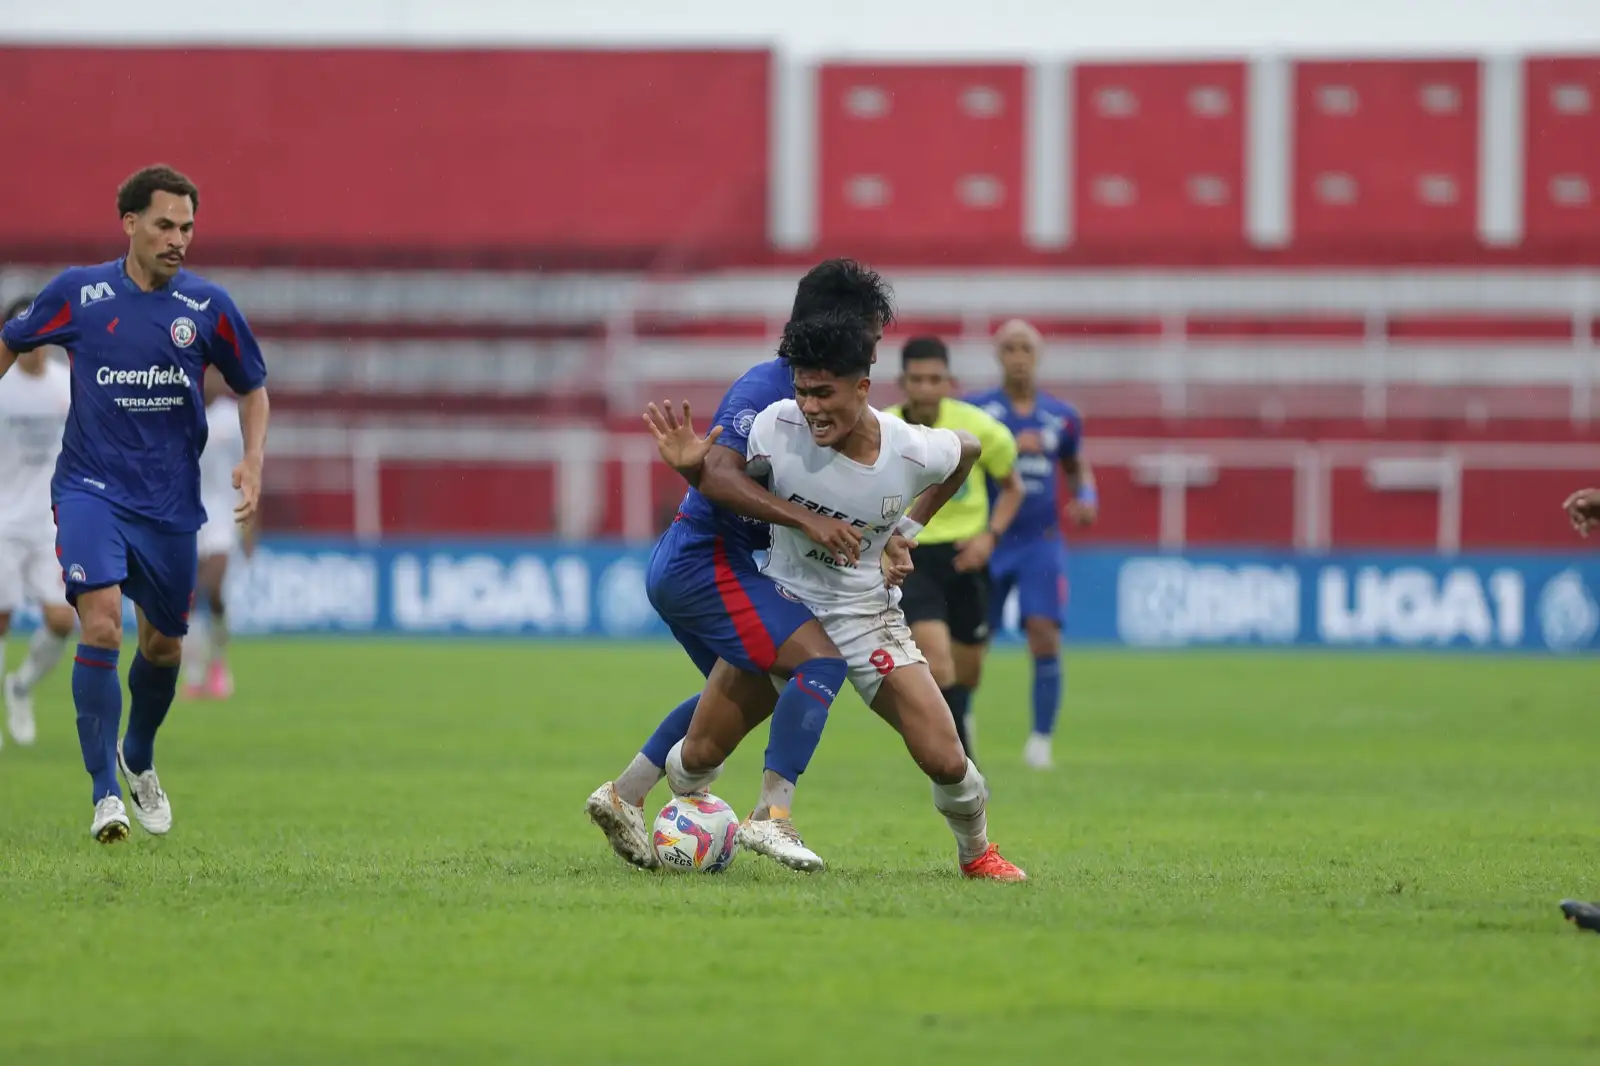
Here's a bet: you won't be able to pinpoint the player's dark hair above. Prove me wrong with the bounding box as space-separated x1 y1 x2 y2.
779 309 876 379
3 295 33 323
117 164 200 217
901 336 950 369
790 258 896 331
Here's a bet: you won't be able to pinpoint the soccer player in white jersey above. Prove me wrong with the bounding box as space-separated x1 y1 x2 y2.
0 295 77 748
646 310 1027 880
183 369 248 699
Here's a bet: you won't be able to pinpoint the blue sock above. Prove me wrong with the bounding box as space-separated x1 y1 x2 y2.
764 657 847 783
122 652 179 775
1031 655 1062 737
72 644 122 802
942 685 975 757
641 693 700 767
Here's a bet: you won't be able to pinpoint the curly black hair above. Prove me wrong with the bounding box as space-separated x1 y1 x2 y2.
790 258 895 331
778 308 877 379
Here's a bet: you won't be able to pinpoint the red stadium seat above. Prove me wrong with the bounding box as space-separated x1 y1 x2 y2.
1524 56 1600 241
1292 60 1479 242
1072 62 1248 244
817 63 1026 247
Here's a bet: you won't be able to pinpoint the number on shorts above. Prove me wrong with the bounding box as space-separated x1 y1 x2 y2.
869 648 894 676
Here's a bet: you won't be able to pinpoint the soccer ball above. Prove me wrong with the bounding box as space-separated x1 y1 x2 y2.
652 793 741 873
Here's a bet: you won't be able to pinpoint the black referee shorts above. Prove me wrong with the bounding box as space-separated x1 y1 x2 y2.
899 541 991 646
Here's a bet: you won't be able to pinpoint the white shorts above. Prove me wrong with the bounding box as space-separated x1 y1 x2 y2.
197 515 239 558
813 605 927 706
0 535 66 612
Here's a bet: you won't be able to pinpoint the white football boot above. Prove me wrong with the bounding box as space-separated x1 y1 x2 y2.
4 673 35 746
585 781 657 869
1023 733 1054 770
737 816 825 872
90 795 130 843
117 743 172 835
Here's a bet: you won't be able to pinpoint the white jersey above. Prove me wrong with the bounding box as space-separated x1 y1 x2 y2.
746 400 963 616
0 358 70 541
201 395 244 525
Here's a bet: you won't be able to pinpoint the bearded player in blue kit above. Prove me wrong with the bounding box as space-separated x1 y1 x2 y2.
0 165 270 842
968 319 1097 770
586 259 899 872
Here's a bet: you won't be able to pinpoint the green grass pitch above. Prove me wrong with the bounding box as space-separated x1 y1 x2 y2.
0 639 1597 1065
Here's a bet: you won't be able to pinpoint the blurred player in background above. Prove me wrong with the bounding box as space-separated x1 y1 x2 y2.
1558 484 1600 930
183 368 250 700
587 259 900 873
0 295 76 749
969 319 1097 770
884 337 1022 764
0 165 270 842
655 311 1026 880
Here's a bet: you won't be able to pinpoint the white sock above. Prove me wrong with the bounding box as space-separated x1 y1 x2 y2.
664 739 722 796
614 753 665 808
751 770 796 820
183 614 210 684
212 611 230 664
15 627 67 693
932 758 990 865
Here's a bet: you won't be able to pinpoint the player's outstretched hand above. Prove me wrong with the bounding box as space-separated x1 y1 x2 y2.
232 458 262 527
1563 487 1600 537
1066 499 1099 527
953 531 996 573
645 400 722 478
882 532 915 587
801 515 862 567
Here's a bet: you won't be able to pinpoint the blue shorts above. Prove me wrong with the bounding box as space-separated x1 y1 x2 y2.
990 534 1069 630
647 520 815 677
54 493 198 637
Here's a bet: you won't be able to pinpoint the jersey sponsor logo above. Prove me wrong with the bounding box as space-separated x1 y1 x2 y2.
880 494 903 519
79 282 115 306
97 364 193 412
173 291 211 313
170 317 198 348
733 408 758 437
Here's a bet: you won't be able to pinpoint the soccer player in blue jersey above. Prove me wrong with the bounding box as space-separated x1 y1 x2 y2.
0 165 270 842
587 259 897 872
968 319 1096 770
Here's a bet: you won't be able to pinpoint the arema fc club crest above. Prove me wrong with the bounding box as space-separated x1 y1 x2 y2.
170 316 197 348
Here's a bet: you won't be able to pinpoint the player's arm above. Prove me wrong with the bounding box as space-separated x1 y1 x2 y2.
947 414 1021 572
978 414 1024 539
1059 410 1098 526
0 279 76 383
206 291 270 524
645 400 862 563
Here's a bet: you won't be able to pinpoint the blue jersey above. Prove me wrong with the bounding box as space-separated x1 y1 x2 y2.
967 387 1083 544
1 259 267 533
672 356 792 556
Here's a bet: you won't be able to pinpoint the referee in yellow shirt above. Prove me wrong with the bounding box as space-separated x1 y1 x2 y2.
884 337 1024 761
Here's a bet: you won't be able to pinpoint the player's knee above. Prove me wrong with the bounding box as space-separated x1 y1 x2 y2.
773 620 841 675
680 733 727 775
921 743 969 785
139 631 182 668
1024 618 1060 657
42 606 75 638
